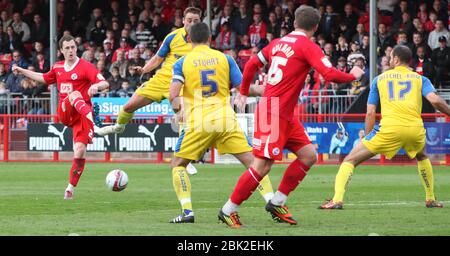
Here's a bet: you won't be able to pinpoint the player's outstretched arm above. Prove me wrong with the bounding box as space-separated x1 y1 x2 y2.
134 54 165 74
305 42 359 83
88 81 109 97
12 65 46 84
426 92 450 117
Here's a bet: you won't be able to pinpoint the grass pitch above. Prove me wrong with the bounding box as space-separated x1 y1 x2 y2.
0 162 448 236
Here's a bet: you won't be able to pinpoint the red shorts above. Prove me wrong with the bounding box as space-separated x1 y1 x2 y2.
252 112 311 160
57 97 93 145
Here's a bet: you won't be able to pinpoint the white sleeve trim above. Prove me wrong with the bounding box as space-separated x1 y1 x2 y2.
257 51 267 65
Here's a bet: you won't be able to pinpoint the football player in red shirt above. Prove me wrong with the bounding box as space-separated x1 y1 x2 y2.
13 35 109 200
218 5 364 228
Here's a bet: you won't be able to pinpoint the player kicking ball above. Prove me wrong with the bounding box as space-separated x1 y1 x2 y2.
218 5 363 228
13 35 109 199
168 22 275 224
319 45 450 210
95 7 203 175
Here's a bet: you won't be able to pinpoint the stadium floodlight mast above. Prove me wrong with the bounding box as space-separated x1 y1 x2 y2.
369 0 377 82
49 0 58 116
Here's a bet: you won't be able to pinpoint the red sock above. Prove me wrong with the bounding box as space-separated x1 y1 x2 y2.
69 158 86 186
230 167 262 205
72 97 92 117
278 159 310 196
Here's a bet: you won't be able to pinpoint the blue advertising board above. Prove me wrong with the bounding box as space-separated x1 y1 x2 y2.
303 122 450 154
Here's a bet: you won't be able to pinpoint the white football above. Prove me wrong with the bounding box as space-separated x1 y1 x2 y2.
105 169 128 192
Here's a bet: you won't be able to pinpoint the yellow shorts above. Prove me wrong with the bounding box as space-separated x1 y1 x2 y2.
135 74 170 103
363 125 426 159
174 119 252 160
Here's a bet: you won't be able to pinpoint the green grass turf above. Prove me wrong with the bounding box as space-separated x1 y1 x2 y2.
0 162 448 236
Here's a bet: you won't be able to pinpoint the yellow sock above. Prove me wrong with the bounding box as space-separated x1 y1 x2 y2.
172 166 192 212
417 159 435 201
257 175 274 203
332 162 354 203
117 108 134 125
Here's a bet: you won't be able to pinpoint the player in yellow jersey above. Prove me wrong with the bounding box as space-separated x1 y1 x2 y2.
96 7 202 174
319 45 450 210
168 22 274 224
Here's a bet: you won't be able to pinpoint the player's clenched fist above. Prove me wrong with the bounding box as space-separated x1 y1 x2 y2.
349 66 365 80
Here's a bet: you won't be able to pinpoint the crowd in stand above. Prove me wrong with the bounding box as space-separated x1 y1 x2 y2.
0 0 449 115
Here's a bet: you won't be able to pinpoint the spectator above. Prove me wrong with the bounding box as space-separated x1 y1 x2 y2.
0 81 8 114
424 11 439 33
341 3 359 35
337 22 353 43
320 4 339 41
0 25 7 53
116 80 134 98
1 10 12 31
109 50 128 79
360 34 370 62
215 22 236 51
431 0 448 23
417 2 429 24
378 55 390 74
96 60 111 80
412 45 435 82
112 37 132 62
107 66 124 96
21 76 46 115
267 12 280 38
107 0 127 25
125 65 140 89
4 25 24 54
323 43 338 66
10 12 30 42
111 20 122 45
351 23 367 46
148 13 168 43
89 18 107 47
412 32 432 59
347 41 365 68
392 0 410 23
377 0 397 16
231 2 252 36
0 62 7 82
81 48 96 64
128 48 145 68
5 65 24 93
336 56 350 73
349 57 369 96
31 52 49 73
392 12 414 36
396 31 413 49
29 14 48 46
431 36 450 88
335 36 350 59
280 12 294 32
102 39 114 64
9 50 28 71
428 19 450 50
237 34 251 51
85 8 107 41
132 21 157 51
377 23 395 57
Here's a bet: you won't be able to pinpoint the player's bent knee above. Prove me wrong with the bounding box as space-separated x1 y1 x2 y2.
68 91 82 103
416 152 428 161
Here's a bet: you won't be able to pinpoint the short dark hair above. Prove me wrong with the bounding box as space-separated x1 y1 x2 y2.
392 45 412 63
189 22 210 44
294 5 321 31
58 35 76 49
184 7 202 17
